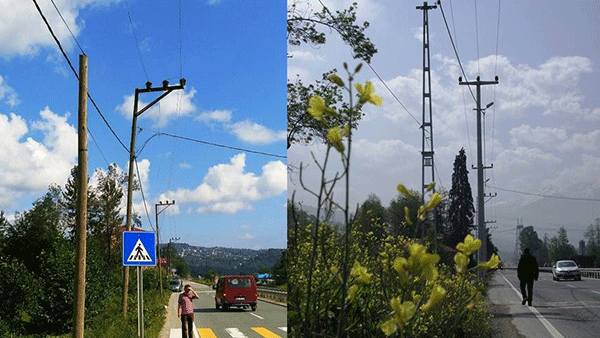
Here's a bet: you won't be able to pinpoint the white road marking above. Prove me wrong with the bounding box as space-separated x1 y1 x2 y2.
567 284 575 288
169 320 200 338
279 327 287 332
225 328 248 338
499 272 565 338
593 291 600 296
251 313 264 319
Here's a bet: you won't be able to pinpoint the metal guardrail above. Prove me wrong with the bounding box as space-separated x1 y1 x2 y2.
512 267 600 279
257 287 287 304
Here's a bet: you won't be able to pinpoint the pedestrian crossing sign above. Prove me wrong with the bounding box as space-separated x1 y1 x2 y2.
123 231 156 266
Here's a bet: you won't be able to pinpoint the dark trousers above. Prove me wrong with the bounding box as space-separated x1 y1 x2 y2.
520 279 534 302
181 313 194 338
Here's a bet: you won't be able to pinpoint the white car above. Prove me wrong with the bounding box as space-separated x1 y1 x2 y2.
552 260 581 281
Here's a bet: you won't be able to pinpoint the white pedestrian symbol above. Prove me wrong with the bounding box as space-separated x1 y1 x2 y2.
127 238 152 262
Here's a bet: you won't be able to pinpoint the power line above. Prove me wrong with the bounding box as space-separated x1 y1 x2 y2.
474 0 480 76
88 127 109 166
487 185 600 202
437 0 477 104
366 63 421 127
138 128 287 159
49 0 85 55
491 0 502 188
125 0 149 81
135 158 155 232
32 0 129 153
178 0 183 78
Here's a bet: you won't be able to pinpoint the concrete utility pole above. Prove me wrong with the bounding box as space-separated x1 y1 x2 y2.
73 54 88 338
459 75 498 279
122 79 185 316
155 200 175 295
417 1 437 250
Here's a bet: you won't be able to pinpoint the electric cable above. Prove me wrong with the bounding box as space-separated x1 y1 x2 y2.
125 0 149 81
135 158 155 232
49 0 85 55
487 185 600 202
138 128 287 159
32 0 129 153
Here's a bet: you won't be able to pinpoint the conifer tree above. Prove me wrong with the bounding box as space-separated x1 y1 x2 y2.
445 148 475 249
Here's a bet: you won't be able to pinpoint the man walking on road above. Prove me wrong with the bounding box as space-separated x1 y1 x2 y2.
518 248 539 306
178 284 199 338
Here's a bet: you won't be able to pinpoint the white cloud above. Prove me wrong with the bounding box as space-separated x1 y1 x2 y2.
195 110 232 123
229 120 287 145
179 162 192 169
115 88 197 127
0 0 123 59
0 108 77 208
160 153 286 214
207 0 226 5
289 51 324 61
0 75 19 107
509 124 567 148
559 129 600 152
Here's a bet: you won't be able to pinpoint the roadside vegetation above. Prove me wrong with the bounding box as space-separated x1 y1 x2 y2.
0 165 177 337
287 64 500 337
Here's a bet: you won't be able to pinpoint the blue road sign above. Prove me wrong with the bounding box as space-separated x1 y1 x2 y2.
123 231 156 266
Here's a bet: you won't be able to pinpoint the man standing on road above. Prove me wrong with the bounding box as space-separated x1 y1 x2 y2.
178 284 199 338
518 248 539 306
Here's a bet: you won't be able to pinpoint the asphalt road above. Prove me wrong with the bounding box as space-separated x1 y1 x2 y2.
488 269 600 338
168 281 287 338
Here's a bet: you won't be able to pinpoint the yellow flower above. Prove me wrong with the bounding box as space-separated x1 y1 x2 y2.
478 254 501 270
307 95 335 122
351 261 372 284
456 234 481 256
329 74 345 87
397 184 413 197
355 81 383 106
404 206 413 226
393 257 407 273
391 298 416 325
327 127 345 153
426 181 436 192
380 318 398 336
424 193 443 212
421 284 447 312
347 284 359 301
411 290 422 303
454 252 469 274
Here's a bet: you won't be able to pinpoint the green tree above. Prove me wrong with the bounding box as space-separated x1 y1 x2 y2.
584 218 600 259
445 148 475 249
518 226 550 265
387 190 421 238
287 2 377 149
355 194 387 252
92 164 126 266
272 249 288 286
549 227 577 262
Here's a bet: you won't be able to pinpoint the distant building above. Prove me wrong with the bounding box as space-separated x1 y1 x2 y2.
579 240 586 255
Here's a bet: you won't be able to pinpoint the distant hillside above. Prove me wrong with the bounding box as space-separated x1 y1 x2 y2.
161 243 283 277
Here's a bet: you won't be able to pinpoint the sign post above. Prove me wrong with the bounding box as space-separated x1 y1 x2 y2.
123 231 156 338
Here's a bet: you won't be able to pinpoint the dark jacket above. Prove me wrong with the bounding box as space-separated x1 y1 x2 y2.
518 253 539 281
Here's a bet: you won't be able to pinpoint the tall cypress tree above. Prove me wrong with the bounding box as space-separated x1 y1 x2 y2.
445 148 475 249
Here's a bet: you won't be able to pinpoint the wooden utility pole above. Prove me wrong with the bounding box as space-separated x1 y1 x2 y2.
73 54 88 338
122 79 185 316
155 200 175 296
459 75 498 279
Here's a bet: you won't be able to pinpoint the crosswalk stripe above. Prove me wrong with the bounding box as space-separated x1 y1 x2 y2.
252 327 281 338
197 328 218 338
278 327 287 332
225 328 248 338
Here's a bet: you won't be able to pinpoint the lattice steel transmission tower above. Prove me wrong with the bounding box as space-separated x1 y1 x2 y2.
417 2 437 244
515 218 523 263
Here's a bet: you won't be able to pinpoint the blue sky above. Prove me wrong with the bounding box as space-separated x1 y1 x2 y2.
288 0 600 258
0 0 286 249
